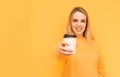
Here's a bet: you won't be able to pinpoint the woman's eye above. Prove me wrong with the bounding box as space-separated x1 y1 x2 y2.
73 19 78 22
81 20 86 23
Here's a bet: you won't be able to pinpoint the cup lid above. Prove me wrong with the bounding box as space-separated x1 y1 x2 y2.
63 34 76 38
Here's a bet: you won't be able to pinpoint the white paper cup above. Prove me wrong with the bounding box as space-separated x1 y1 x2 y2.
63 34 76 54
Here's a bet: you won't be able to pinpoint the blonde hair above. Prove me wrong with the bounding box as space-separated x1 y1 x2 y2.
66 7 94 42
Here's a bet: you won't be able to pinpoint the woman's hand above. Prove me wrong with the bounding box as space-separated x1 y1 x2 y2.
58 41 73 56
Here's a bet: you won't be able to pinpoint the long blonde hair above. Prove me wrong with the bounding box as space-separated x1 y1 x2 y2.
66 7 94 42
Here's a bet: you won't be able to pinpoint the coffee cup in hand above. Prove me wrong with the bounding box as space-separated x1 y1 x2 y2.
63 34 76 54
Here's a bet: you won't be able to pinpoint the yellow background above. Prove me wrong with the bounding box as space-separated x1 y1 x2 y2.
0 0 120 77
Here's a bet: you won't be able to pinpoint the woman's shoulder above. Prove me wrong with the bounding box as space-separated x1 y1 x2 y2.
87 39 97 45
91 40 97 44
90 40 100 52
88 39 100 49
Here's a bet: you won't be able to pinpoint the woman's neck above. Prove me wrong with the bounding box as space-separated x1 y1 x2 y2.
76 34 84 39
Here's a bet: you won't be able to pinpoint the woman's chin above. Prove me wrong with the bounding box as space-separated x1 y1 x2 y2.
75 33 83 37
74 31 83 35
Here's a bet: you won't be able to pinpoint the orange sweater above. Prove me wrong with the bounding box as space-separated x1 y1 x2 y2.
56 37 105 77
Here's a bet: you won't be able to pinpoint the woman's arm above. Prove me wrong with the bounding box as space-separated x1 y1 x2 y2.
93 40 106 77
97 54 106 77
95 41 106 77
55 41 73 62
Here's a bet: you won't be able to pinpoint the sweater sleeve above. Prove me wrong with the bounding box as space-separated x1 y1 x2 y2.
55 41 68 62
97 54 106 77
93 40 106 77
56 52 68 62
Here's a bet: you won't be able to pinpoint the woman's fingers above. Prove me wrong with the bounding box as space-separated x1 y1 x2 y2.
61 41 70 47
59 50 72 56
57 41 73 55
58 46 73 55
59 46 72 52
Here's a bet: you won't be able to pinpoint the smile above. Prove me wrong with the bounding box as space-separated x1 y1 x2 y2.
75 27 83 32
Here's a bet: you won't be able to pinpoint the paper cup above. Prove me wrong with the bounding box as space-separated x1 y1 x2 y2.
63 34 76 54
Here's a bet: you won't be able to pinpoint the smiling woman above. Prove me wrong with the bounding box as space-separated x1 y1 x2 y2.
71 11 87 36
56 7 106 77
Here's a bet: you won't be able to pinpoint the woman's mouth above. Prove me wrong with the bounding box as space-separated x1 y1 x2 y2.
75 27 83 32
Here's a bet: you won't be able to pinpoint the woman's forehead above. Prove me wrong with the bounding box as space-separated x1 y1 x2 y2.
72 11 86 19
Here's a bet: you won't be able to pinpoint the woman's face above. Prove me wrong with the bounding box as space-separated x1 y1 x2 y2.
71 11 87 36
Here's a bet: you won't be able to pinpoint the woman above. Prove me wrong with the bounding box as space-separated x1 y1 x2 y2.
56 7 105 77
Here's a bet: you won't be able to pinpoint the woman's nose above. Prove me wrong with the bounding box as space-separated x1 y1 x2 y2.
77 22 81 26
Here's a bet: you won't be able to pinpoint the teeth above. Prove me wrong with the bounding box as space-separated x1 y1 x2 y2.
77 28 81 31
76 28 82 30
76 27 82 31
